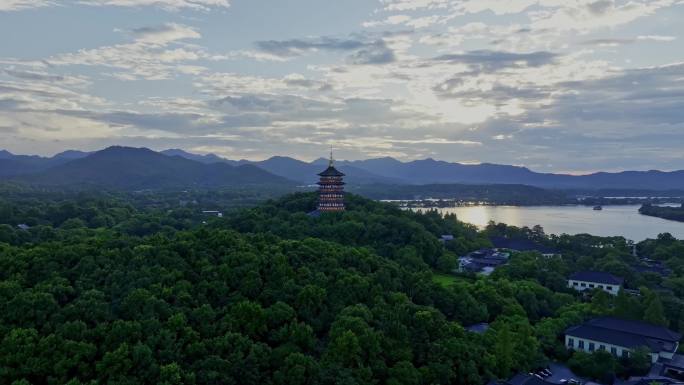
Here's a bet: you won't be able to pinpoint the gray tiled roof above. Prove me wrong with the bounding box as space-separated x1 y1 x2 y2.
569 271 624 285
317 166 345 177
505 374 553 385
566 317 681 353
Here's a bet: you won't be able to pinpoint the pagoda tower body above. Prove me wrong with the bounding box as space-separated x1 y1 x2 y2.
317 152 345 212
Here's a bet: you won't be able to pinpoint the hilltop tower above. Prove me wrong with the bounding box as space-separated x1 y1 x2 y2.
316 148 345 212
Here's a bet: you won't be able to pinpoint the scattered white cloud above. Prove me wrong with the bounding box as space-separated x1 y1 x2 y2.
530 0 678 32
637 35 677 42
0 0 53 11
1 0 229 11
129 23 201 45
78 0 230 11
79 0 230 11
456 0 538 15
379 0 449 12
47 23 209 80
2 0 684 170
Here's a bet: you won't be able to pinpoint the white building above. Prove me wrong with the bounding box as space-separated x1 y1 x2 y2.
565 317 681 364
567 271 623 296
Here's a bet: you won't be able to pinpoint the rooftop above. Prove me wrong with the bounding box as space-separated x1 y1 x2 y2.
318 165 345 177
569 271 624 285
566 317 681 353
505 373 553 385
621 377 683 385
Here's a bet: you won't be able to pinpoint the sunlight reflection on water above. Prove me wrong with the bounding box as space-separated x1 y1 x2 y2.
425 205 684 241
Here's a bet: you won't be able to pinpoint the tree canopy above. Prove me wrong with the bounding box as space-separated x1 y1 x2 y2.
0 190 683 384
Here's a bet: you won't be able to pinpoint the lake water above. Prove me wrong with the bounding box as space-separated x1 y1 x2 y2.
427 205 684 241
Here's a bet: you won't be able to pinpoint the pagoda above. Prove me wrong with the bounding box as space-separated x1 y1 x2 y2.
316 149 345 212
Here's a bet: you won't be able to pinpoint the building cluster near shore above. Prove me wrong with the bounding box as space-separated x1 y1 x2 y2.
449 234 684 383
310 154 684 385
456 236 559 275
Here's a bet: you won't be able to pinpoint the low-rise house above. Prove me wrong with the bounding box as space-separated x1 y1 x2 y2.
201 210 223 218
16 224 30 231
568 271 623 295
458 249 510 275
565 317 681 364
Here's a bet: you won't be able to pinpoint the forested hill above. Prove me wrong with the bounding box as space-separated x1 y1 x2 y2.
225 192 491 267
0 192 549 384
640 203 684 222
1 192 683 384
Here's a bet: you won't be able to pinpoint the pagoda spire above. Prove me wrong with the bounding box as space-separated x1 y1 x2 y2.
329 145 334 167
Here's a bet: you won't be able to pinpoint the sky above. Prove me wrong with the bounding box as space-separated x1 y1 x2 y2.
0 0 683 173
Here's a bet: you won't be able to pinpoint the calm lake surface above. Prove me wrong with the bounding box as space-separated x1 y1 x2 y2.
427 205 684 241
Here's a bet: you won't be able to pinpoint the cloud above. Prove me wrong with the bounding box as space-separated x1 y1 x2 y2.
389 137 482 145
0 0 230 11
130 23 201 45
550 62 684 125
47 23 208 80
75 0 230 11
4 69 65 82
530 0 678 32
283 73 332 91
637 35 677 42
372 0 682 48
256 37 366 57
195 72 333 96
362 14 412 28
432 50 558 71
256 35 397 65
222 50 290 62
363 14 452 29
346 41 396 65
581 35 676 47
0 0 53 11
451 61 684 171
455 0 538 15
0 75 105 111
3 0 684 171
379 0 449 12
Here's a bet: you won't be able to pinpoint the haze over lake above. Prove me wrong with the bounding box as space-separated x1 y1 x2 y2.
428 205 684 241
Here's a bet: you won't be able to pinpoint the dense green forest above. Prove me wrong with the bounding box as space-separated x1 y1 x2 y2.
1 189 684 384
640 203 684 222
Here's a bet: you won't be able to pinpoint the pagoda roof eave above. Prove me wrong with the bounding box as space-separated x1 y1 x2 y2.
317 165 345 177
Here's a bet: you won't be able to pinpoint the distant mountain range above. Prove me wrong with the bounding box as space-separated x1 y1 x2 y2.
1 147 293 189
2 146 684 191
